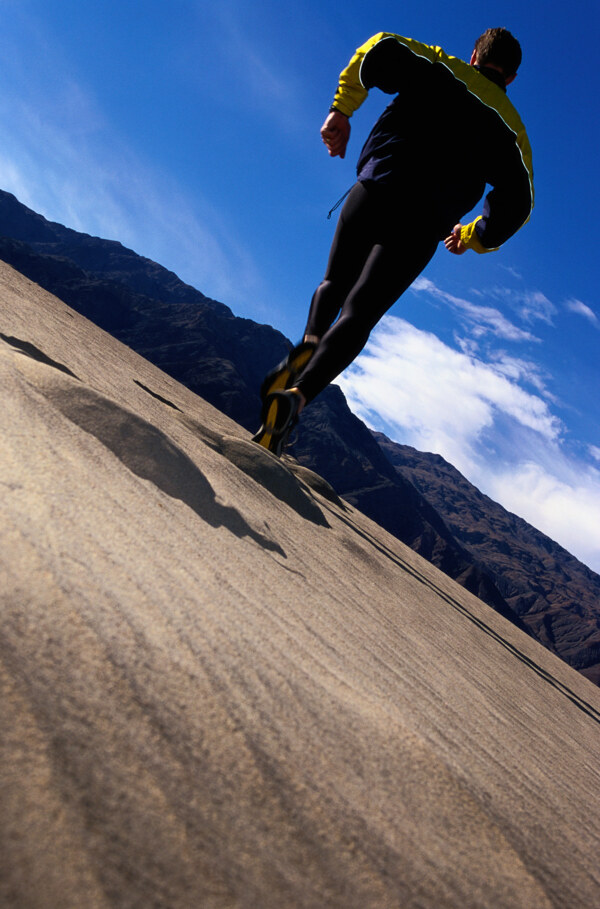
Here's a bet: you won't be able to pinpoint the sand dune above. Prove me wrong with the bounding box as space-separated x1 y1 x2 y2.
1 260 600 908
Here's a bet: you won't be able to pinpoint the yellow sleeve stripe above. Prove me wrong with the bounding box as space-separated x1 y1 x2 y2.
331 33 382 116
440 52 534 221
333 33 442 116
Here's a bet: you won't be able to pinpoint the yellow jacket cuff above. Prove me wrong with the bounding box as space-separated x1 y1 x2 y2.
460 218 498 254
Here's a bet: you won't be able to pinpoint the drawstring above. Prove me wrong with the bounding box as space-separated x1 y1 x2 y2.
327 187 351 220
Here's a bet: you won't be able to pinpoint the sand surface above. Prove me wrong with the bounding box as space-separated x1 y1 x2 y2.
1 260 600 908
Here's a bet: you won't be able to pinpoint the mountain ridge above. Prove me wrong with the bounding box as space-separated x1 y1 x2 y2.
1 187 598 682
374 433 600 682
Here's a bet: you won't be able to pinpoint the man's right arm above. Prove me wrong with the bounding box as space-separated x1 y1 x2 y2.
322 34 383 159
329 32 438 116
324 32 437 159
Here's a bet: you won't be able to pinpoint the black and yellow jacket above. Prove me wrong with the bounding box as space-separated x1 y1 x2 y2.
331 33 534 252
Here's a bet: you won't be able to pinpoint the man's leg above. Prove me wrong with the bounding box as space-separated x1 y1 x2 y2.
253 185 437 454
257 182 375 406
303 182 382 342
294 230 438 405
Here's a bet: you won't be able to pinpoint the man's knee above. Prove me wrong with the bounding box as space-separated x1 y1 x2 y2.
318 274 352 299
311 278 347 319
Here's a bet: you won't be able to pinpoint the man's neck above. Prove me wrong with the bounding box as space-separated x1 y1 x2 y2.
474 64 507 92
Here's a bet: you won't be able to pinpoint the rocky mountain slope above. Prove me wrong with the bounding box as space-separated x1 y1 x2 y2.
1 188 598 681
374 435 600 684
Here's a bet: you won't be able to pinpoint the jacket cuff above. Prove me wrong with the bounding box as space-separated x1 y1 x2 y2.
460 217 496 254
330 100 354 118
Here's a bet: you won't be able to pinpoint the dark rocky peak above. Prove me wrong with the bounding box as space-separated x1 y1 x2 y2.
1 187 598 682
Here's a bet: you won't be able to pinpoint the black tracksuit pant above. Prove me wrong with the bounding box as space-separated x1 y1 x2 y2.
295 180 438 404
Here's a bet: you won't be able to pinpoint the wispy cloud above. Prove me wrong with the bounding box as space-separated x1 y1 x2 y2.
0 9 265 307
193 1 305 134
337 315 600 572
465 282 557 326
0 117 261 305
518 290 556 325
485 352 556 399
411 277 538 341
498 264 523 280
566 298 599 326
503 288 556 325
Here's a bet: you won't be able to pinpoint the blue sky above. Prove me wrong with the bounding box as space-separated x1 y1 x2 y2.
1 0 599 572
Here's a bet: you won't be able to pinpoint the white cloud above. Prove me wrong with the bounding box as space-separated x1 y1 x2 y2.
486 352 556 399
485 460 600 573
0 76 263 307
473 284 557 326
337 315 600 572
411 277 436 292
411 277 538 342
339 316 560 468
517 290 556 325
498 264 523 280
566 298 599 326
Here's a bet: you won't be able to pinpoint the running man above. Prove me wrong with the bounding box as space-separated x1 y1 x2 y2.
253 28 533 456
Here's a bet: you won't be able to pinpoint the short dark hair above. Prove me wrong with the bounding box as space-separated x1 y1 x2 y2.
474 27 522 77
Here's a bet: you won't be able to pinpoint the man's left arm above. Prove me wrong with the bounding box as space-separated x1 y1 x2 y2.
453 124 534 254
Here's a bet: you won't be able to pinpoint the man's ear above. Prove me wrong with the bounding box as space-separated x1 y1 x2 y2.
505 72 517 86
469 50 478 65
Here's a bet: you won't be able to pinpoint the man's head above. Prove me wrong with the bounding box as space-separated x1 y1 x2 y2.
471 27 522 84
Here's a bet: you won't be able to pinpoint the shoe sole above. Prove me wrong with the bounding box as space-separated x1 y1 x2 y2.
252 392 299 457
252 396 283 454
260 342 316 401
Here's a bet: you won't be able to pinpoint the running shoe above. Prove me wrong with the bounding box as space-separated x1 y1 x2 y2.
260 340 317 402
252 390 302 457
